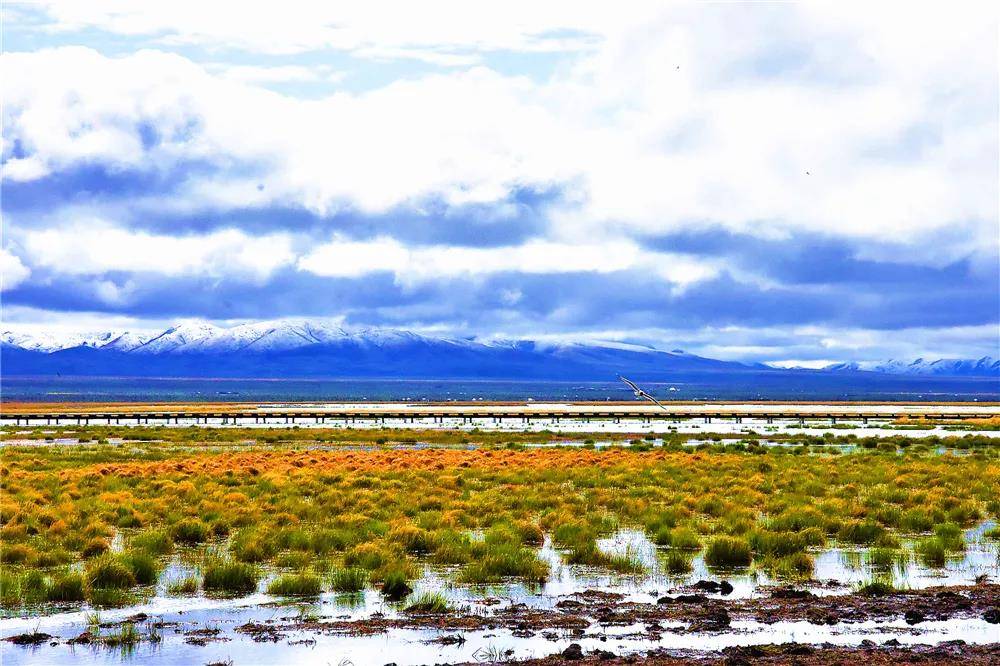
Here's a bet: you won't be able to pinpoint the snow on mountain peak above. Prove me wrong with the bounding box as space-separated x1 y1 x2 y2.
1 329 142 353
825 356 998 377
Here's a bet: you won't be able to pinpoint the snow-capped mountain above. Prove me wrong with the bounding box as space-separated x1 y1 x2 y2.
0 319 753 380
1 320 668 357
825 357 998 377
2 320 996 381
0 329 137 353
3 320 355 355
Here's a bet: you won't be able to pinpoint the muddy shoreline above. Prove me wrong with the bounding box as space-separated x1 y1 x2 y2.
479 642 1000 665
10 582 996 663
275 582 1000 637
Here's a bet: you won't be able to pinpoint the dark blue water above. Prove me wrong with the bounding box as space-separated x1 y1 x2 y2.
2 375 997 402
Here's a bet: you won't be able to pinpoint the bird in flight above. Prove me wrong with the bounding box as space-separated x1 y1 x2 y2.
619 376 667 410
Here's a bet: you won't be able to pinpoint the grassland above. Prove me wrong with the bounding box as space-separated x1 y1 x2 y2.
1 427 997 609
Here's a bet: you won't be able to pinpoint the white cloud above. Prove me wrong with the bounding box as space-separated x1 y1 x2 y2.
1 3 996 361
1 249 31 291
297 235 719 287
21 223 295 280
15 1 611 57
4 2 995 263
208 64 345 85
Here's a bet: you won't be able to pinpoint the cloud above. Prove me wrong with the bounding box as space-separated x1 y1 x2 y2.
1 4 997 362
1 249 30 291
21 222 294 280
3 16 994 254
297 236 718 287
13 1 609 57
208 64 345 85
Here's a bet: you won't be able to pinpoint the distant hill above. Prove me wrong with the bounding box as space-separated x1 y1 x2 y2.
1 320 762 380
825 357 998 377
2 320 997 382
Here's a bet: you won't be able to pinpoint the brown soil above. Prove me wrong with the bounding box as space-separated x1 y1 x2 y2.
493 641 1000 665
288 583 1000 637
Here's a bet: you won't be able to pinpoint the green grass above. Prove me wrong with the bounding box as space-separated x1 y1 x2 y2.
900 508 935 532
933 522 965 550
430 530 473 564
46 571 86 602
266 573 322 597
329 567 368 593
868 548 905 571
387 525 437 554
166 576 199 595
704 536 752 567
120 550 159 585
856 578 898 596
605 551 648 574
88 588 136 608
379 569 412 600
343 543 395 571
202 559 260 594
915 537 947 567
404 591 450 613
837 520 885 545
765 552 814 579
665 527 701 550
0 571 21 606
748 530 810 557
274 551 313 569
172 519 209 545
230 529 277 563
130 529 173 555
87 554 137 589
102 622 141 647
460 543 549 583
662 549 693 575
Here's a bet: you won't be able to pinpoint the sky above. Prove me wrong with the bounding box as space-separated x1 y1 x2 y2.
1 1 998 366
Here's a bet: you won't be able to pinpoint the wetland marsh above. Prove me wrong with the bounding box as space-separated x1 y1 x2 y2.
1 422 998 664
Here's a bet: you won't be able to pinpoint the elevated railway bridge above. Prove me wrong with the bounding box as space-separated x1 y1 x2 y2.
2 403 995 427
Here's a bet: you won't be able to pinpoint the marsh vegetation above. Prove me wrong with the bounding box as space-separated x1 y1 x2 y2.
0 426 996 613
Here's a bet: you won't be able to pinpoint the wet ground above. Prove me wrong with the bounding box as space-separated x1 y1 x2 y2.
3 525 998 665
3 419 1000 451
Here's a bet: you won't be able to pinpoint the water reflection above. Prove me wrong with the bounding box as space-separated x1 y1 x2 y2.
3 524 997 664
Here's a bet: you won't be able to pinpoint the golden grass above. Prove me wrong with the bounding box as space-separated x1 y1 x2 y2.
0 437 997 606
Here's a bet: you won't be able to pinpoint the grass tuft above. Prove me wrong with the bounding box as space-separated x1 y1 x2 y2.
404 591 450 613
380 569 413 600
704 537 752 568
86 554 137 589
173 519 209 545
202 559 260 594
266 573 322 597
166 576 199 596
46 571 86 602
329 567 368 593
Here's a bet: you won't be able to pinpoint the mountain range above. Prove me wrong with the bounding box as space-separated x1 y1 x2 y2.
824 357 999 377
1 320 996 381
